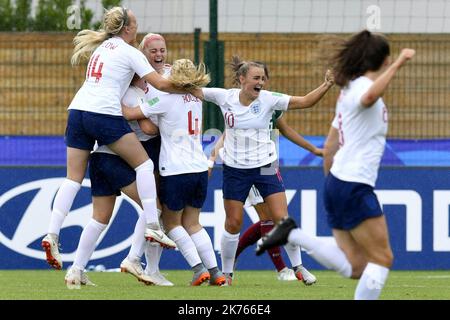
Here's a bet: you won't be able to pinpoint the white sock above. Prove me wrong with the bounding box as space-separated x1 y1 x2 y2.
220 230 240 274
135 160 158 225
190 228 218 269
168 226 201 267
284 242 303 267
127 212 146 261
288 228 352 278
73 219 107 270
48 179 81 235
145 244 163 274
354 262 389 300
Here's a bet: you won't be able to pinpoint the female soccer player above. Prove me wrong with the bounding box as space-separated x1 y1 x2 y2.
42 7 198 269
194 56 334 284
122 58 226 286
257 30 415 300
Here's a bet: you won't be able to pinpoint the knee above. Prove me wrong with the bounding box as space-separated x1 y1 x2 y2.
378 250 394 268
135 159 154 172
182 222 202 235
225 218 242 234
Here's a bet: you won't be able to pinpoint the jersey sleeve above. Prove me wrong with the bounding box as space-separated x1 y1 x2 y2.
202 88 228 107
122 87 145 108
140 95 169 118
267 91 290 111
130 49 155 78
354 78 375 108
331 112 339 129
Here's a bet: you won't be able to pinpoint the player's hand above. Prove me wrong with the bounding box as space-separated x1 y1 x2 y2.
401 48 415 60
324 69 335 87
396 48 415 67
313 147 324 157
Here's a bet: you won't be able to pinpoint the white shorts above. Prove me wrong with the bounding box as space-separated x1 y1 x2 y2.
244 185 264 208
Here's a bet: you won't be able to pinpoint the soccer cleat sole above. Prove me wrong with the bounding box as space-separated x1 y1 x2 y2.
120 267 155 286
41 241 62 270
145 236 176 249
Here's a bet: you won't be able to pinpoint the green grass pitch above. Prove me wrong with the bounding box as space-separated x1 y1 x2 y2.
0 270 449 300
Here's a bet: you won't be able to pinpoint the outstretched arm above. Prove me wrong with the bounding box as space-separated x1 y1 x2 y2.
323 126 340 175
288 70 334 110
276 117 323 156
144 71 186 94
361 48 415 107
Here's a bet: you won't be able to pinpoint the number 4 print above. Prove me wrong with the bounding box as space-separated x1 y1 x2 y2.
188 110 199 135
87 54 103 83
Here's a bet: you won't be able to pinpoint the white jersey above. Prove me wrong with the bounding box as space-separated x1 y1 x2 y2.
121 85 155 141
203 88 290 169
68 37 154 116
330 76 388 187
141 92 208 176
142 65 172 128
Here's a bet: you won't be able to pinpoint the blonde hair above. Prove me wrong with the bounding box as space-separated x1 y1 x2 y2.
71 7 129 66
139 33 166 51
169 59 210 89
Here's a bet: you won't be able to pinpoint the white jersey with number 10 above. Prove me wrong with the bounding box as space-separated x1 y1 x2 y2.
202 88 290 169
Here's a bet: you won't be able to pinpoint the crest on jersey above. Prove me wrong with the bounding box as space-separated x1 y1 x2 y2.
250 103 261 115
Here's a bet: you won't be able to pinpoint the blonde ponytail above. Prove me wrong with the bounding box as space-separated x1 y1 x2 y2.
71 7 129 66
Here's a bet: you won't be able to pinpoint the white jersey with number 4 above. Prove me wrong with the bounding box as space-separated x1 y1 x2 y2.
68 36 154 116
202 88 290 169
141 92 207 176
330 76 388 187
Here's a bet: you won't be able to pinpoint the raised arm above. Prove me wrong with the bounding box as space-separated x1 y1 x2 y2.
275 117 323 156
288 70 334 110
361 48 415 107
144 71 187 94
323 126 340 175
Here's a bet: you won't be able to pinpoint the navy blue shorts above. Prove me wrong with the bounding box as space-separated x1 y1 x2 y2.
323 173 383 230
141 136 161 170
159 171 208 211
222 163 285 203
89 152 136 196
65 110 133 150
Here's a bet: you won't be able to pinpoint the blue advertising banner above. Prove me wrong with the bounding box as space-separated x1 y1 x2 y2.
0 167 449 270
1 136 450 166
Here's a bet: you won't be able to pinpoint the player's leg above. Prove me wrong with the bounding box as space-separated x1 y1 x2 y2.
160 174 209 286
350 215 393 300
43 110 93 269
65 195 113 289
183 207 225 286
221 165 254 284
119 180 158 285
182 172 225 285
108 132 170 245
236 187 265 260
